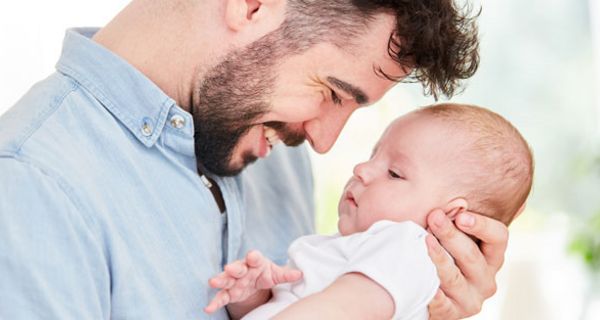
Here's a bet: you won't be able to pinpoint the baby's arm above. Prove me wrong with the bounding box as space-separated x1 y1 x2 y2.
273 273 394 319
204 250 302 319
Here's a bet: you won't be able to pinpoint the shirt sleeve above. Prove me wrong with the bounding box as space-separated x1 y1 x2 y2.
342 222 440 320
0 158 110 319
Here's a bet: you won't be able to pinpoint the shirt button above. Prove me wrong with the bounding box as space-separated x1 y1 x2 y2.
141 117 154 136
170 114 186 129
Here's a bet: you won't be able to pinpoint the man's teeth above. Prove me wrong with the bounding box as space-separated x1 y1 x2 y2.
264 127 280 146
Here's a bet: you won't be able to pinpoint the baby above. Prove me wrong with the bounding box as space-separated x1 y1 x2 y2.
205 103 534 319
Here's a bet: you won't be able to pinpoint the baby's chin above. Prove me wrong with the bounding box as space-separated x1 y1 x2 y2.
336 215 353 236
337 224 352 236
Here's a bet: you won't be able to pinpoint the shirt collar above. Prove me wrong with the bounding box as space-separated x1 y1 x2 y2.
55 28 180 147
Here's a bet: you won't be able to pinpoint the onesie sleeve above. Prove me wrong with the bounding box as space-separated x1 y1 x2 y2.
341 221 440 320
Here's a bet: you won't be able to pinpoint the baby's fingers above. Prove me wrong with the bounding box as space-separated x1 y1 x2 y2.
271 265 303 286
245 250 267 268
285 268 303 283
224 260 249 278
204 290 230 314
208 273 235 289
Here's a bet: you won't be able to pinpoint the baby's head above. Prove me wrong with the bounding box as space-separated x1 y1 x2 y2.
337 103 533 236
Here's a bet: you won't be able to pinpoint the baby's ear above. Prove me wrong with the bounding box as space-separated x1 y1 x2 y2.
444 198 469 221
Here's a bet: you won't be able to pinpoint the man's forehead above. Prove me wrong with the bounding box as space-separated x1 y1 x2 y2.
334 37 407 103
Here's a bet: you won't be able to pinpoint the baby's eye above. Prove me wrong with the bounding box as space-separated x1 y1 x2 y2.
388 170 405 179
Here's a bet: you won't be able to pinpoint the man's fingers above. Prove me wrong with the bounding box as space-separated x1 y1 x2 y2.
427 208 507 317
428 289 459 320
455 212 509 271
427 210 489 282
426 234 485 317
204 290 230 314
425 234 470 296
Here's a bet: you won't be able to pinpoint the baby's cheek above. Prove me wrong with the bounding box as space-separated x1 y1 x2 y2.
358 208 381 230
369 198 400 219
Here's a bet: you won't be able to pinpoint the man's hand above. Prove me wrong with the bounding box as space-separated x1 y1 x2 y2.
425 209 509 319
204 250 302 314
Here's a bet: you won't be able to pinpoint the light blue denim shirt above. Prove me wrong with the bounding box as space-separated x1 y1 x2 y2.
0 28 314 319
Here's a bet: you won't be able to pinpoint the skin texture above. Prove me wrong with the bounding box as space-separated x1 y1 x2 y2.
92 0 508 318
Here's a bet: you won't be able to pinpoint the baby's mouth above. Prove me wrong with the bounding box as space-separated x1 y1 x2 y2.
345 190 358 207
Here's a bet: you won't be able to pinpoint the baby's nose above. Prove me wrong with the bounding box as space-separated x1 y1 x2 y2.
352 161 373 184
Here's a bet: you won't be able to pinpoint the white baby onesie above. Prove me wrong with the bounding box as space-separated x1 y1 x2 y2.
242 220 440 320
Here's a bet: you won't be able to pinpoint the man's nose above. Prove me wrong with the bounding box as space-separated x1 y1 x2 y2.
304 108 353 154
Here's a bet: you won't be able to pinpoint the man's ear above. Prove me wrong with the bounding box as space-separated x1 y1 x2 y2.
444 198 469 221
225 0 282 32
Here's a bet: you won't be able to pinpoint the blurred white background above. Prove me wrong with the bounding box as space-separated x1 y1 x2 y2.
1 1 599 319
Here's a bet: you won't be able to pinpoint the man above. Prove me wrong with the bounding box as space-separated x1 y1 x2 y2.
0 0 506 319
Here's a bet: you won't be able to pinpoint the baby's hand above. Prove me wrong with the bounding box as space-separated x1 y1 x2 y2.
204 250 302 314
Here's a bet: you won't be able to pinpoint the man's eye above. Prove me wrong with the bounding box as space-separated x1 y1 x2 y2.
388 170 405 179
331 90 343 106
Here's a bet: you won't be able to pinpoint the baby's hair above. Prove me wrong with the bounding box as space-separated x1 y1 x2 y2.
415 103 534 226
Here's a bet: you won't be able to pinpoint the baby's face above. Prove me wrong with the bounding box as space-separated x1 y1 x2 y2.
337 112 462 236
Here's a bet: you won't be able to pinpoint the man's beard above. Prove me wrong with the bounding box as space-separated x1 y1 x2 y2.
192 33 305 177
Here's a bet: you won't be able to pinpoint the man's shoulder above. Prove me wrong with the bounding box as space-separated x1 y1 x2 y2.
0 73 80 157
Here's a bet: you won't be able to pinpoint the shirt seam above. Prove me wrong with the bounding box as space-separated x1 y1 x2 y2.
56 64 172 147
3 154 104 253
8 79 79 155
56 64 136 134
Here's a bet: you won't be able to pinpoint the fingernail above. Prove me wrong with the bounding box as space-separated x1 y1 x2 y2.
457 213 475 227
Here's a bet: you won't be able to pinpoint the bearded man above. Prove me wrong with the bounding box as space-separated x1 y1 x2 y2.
0 0 505 319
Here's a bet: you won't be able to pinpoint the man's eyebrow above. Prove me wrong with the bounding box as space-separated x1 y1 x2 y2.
326 76 369 105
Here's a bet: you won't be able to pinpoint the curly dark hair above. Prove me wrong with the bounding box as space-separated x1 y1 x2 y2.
280 0 480 99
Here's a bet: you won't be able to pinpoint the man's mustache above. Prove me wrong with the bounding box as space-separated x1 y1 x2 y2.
264 121 306 147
